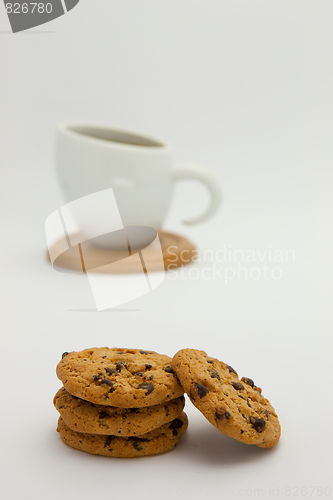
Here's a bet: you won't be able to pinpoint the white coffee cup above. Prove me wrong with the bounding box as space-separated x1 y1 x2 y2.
55 122 221 247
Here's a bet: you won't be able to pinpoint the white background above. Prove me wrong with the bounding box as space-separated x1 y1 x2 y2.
0 1 332 499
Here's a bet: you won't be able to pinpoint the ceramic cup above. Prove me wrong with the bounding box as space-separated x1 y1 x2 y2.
55 122 221 247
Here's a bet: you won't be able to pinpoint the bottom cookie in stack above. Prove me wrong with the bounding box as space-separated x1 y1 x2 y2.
54 389 188 458
57 412 188 458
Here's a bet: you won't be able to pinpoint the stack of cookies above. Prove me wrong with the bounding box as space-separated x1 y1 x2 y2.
54 347 188 458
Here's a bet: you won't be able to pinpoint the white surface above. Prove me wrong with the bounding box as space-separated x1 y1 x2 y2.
86 255 149 310
1 1 332 499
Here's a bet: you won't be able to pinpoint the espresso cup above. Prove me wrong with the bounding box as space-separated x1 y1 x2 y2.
55 123 221 247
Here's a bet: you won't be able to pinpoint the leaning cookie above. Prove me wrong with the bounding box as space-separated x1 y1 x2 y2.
54 387 185 436
56 348 184 407
172 349 281 448
57 412 188 458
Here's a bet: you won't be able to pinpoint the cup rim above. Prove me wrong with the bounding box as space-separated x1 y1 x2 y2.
57 122 170 151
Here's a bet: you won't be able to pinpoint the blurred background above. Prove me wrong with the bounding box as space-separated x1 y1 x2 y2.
1 0 332 355
0 2 332 498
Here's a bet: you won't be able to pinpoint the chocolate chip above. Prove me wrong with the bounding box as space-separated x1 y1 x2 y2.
227 365 238 375
129 437 148 451
169 418 183 436
145 364 152 370
194 384 209 398
139 350 154 355
93 374 101 380
105 367 117 375
100 379 115 392
171 418 183 430
260 409 269 420
115 362 123 372
138 382 154 395
117 351 124 354
189 389 195 401
210 369 221 381
102 356 107 359
238 395 251 406
241 377 255 388
207 360 214 364
149 375 154 380
130 439 143 451
250 416 266 433
237 395 251 407
136 372 143 376
99 411 109 419
104 435 115 448
61 352 69 359
83 359 87 361
231 382 244 391
215 410 231 420
164 366 175 373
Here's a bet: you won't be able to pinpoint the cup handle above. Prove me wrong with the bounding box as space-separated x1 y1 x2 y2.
172 164 222 224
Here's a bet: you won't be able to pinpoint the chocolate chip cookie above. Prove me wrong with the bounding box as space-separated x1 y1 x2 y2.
56 348 184 407
57 412 188 458
54 387 185 436
172 349 281 448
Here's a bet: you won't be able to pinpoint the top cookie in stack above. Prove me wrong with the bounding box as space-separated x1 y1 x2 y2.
56 347 184 406
55 347 188 458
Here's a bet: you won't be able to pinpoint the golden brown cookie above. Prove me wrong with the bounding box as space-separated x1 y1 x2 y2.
54 387 185 436
172 349 281 448
57 412 188 458
56 347 184 407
